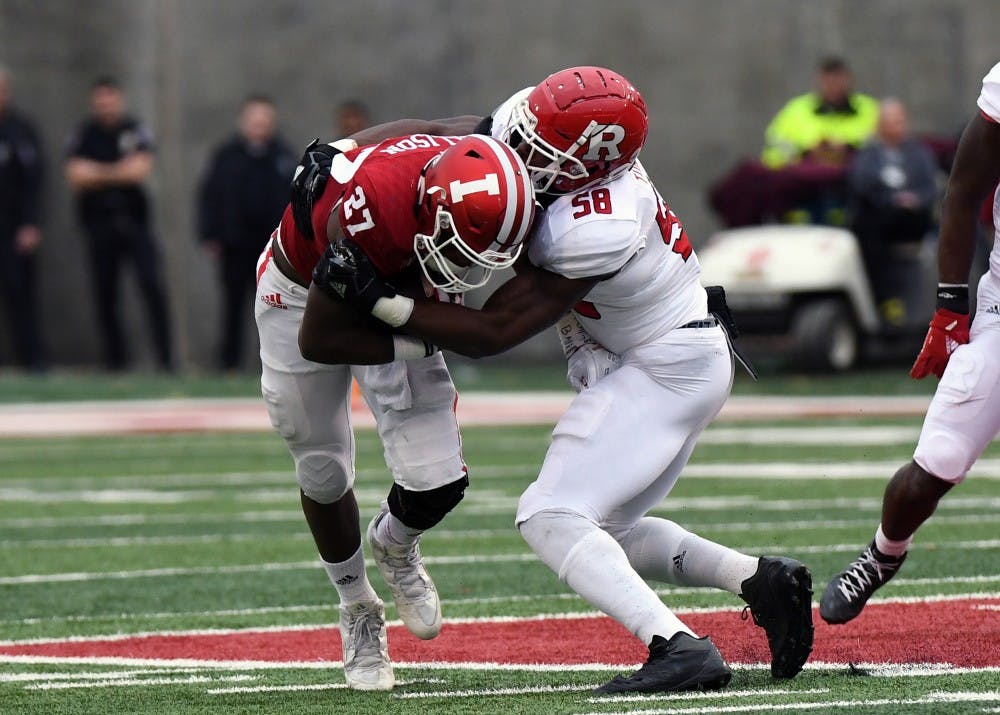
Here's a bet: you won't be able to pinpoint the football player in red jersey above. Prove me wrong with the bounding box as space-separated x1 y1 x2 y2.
306 67 814 694
255 128 534 691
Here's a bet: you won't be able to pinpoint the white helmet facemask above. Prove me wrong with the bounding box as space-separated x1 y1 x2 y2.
507 99 593 193
413 200 522 294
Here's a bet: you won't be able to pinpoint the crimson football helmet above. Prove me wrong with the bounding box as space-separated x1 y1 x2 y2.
506 66 649 194
414 135 536 293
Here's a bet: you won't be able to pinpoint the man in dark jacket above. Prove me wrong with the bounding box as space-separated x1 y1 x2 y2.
65 76 173 371
198 95 295 369
848 98 940 307
0 66 46 371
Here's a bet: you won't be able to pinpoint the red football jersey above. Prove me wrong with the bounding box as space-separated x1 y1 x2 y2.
278 134 466 282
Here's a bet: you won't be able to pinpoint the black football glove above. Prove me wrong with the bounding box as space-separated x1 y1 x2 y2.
290 140 342 240
312 240 396 314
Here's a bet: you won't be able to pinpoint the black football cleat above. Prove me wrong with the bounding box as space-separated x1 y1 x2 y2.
739 556 814 679
594 632 732 694
820 542 906 625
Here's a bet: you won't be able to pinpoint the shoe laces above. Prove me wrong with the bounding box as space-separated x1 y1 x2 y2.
836 547 897 600
344 605 384 667
381 539 429 598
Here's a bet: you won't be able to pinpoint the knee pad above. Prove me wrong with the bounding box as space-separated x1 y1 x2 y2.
914 432 974 484
519 509 612 582
295 450 353 504
386 473 469 530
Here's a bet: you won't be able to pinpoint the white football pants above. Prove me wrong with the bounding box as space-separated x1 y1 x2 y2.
254 247 466 504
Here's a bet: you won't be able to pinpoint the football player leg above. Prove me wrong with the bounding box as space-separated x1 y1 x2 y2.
256 255 391 691
821 320 1000 624
356 354 467 640
605 479 813 680
517 354 736 693
599 343 811 679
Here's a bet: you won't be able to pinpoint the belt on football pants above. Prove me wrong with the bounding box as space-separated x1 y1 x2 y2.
678 317 719 329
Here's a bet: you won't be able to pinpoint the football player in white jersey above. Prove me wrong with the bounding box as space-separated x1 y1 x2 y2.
821 61 1000 624
309 66 814 693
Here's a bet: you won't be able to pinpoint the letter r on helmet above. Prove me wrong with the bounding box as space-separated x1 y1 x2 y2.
582 124 625 161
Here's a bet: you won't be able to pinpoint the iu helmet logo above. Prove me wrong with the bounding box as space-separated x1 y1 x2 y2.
507 66 648 194
413 136 536 293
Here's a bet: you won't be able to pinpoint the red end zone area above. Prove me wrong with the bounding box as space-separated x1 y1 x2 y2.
3 597 998 668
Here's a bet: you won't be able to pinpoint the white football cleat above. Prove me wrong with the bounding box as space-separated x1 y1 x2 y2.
339 599 394 691
367 502 442 640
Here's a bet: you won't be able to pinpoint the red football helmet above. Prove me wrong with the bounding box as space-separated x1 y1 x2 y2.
507 66 649 194
414 135 536 293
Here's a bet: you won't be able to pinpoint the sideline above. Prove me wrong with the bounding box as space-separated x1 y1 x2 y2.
0 394 932 437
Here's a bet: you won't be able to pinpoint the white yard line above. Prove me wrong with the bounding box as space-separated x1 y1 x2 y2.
5 589 999 628
574 692 1000 715
11 514 1000 549
25 674 254 690
396 686 827 701
3 653 999 676
5 541 1000 586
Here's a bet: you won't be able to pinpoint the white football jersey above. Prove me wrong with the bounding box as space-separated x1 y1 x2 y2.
978 61 1000 285
490 91 706 354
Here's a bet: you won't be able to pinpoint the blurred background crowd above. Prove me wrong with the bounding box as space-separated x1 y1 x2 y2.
0 0 995 374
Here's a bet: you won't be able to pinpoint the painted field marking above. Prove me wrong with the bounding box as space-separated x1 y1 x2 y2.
16 457 1000 493
7 506 1000 545
205 677 439 695
11 486 1000 524
5 589 1000 629
25 674 255 690
575 691 1000 715
0 668 206 682
3 599 998 673
0 394 945 438
5 593 999 646
5 539 1000 586
16 513 1000 550
394 686 828 702
587 689 830 705
3 652 999 675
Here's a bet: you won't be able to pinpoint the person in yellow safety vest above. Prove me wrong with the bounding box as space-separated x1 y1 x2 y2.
762 57 879 170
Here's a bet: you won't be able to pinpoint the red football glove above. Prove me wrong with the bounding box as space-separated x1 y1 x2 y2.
910 308 970 379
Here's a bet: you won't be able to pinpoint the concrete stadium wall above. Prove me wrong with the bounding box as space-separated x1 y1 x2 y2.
0 0 994 369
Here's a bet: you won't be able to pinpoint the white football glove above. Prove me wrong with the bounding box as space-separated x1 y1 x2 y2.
557 313 622 392
566 343 622 392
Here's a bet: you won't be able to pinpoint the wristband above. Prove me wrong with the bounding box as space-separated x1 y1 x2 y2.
372 294 415 327
392 335 437 361
936 284 969 314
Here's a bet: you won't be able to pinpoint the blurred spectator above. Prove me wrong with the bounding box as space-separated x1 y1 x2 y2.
65 76 173 371
0 66 46 371
710 57 879 228
849 99 939 279
334 100 370 138
197 95 295 370
762 57 879 169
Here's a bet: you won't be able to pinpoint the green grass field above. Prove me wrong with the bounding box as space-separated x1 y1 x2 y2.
1 378 998 714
